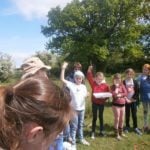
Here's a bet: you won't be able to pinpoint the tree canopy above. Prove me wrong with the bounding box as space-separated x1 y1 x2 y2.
0 52 13 82
42 0 149 72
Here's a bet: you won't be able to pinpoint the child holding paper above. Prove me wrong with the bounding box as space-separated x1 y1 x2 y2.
87 65 110 139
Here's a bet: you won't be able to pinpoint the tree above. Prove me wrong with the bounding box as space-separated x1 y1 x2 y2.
42 0 148 72
0 52 14 82
34 50 61 77
34 50 53 66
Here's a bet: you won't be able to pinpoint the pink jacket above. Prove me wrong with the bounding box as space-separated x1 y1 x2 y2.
111 84 127 105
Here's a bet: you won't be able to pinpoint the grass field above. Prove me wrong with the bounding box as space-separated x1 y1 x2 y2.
77 103 150 150
75 80 150 150
3 77 150 150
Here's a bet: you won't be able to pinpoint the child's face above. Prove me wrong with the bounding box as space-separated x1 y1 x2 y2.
126 72 133 79
95 75 104 85
113 78 121 86
74 76 83 84
143 68 150 75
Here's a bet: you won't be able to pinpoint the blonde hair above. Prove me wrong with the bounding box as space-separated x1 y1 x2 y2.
95 72 104 78
113 73 121 79
125 68 135 76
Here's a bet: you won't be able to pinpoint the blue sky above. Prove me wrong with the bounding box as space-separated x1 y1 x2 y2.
0 0 72 67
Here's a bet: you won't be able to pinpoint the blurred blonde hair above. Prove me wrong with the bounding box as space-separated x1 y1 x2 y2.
125 68 135 76
95 72 104 78
143 64 150 70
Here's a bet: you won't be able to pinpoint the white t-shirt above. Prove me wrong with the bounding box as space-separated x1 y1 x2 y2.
66 81 87 111
125 79 135 99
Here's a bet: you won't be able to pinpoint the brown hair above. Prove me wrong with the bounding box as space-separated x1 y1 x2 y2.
0 77 72 150
143 64 150 70
74 62 82 70
125 68 135 76
113 73 122 79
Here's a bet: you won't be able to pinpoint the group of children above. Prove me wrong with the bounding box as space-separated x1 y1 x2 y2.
60 62 150 150
1 56 149 150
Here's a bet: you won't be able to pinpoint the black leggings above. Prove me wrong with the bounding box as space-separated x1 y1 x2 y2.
125 102 137 128
92 103 104 133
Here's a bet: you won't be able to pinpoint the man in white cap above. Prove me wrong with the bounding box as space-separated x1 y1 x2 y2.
21 56 51 79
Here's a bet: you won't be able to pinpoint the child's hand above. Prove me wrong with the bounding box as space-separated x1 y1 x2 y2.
62 62 68 69
86 91 90 97
88 65 93 71
117 93 122 97
125 97 132 103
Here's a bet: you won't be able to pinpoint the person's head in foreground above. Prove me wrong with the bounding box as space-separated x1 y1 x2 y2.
0 77 72 150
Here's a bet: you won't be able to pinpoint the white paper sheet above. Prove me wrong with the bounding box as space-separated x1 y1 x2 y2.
93 92 112 98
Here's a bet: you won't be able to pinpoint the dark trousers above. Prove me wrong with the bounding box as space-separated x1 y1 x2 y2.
125 102 137 129
92 103 104 133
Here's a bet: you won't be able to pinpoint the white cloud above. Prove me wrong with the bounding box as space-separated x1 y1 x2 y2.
0 35 46 67
10 0 72 20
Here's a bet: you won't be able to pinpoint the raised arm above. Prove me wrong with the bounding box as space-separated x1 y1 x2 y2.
60 62 68 84
87 65 94 86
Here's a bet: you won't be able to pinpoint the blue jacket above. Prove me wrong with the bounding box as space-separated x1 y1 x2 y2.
140 75 150 102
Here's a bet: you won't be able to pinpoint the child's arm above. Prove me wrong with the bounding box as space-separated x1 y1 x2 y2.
87 65 94 86
60 62 69 84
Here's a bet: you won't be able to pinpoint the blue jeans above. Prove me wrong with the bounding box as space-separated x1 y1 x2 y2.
63 123 71 141
142 101 150 127
49 133 63 150
70 110 85 145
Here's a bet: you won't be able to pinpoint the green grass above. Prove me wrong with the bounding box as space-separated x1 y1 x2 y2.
53 78 150 150
76 79 150 150
77 103 150 150
3 77 150 150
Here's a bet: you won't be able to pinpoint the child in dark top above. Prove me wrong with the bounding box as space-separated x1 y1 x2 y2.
87 65 110 139
139 64 150 133
110 73 127 140
66 62 82 82
123 68 142 135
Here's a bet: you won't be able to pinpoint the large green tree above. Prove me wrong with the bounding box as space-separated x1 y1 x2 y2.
42 0 149 72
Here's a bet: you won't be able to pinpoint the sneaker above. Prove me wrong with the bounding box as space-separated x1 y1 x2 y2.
68 137 73 143
143 126 149 133
120 133 127 138
99 131 106 137
116 135 122 141
71 144 77 150
135 128 142 135
80 139 90 146
63 142 72 150
91 132 95 139
124 127 129 133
